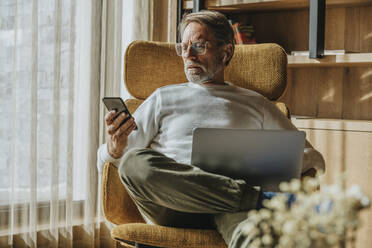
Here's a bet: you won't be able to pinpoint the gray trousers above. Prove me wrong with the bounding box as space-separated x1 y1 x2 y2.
118 148 260 247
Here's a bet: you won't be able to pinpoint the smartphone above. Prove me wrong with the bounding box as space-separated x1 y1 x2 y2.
102 97 137 130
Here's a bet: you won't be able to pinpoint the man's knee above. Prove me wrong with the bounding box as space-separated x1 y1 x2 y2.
118 148 172 188
118 148 178 206
118 148 154 184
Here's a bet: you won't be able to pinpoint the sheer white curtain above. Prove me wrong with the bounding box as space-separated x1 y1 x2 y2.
0 0 116 247
0 0 174 246
120 0 154 100
120 0 177 99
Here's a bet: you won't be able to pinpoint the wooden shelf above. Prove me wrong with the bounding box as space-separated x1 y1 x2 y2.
205 0 372 12
287 53 372 67
291 118 372 132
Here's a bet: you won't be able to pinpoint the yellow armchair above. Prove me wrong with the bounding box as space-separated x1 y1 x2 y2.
102 41 289 248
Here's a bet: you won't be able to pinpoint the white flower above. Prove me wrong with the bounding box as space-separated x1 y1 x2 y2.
326 235 338 245
347 185 364 198
241 173 370 247
279 182 290 192
250 239 261 248
247 209 258 218
262 234 273 245
259 209 272 219
303 177 319 192
361 196 371 208
241 222 256 235
282 220 296 234
290 179 301 192
259 222 270 233
279 235 292 247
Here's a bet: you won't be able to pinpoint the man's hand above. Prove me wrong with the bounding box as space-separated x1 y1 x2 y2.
105 111 137 159
301 168 317 178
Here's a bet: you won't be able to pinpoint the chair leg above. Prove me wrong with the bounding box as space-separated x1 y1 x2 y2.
135 243 161 248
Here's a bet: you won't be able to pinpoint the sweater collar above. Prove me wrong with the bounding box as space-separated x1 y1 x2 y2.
187 81 233 89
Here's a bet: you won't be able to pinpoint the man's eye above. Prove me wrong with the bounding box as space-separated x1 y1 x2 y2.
194 43 204 48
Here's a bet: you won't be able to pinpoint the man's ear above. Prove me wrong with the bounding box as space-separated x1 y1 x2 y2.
222 44 233 66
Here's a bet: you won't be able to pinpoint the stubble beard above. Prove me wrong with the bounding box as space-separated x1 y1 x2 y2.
185 65 214 84
184 56 223 84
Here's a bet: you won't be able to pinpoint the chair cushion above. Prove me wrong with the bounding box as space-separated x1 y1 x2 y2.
111 223 227 248
124 41 287 101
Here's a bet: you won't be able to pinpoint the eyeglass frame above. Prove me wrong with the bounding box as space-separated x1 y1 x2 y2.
175 40 211 57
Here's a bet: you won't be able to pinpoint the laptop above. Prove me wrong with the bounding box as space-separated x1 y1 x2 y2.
191 128 306 190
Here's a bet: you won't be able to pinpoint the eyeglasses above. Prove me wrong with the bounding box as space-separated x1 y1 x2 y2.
175 41 210 57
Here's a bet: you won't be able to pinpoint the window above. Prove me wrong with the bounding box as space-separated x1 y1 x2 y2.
0 0 77 206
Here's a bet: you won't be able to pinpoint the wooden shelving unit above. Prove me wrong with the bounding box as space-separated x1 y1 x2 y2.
204 4 372 70
181 0 372 120
184 0 372 11
287 53 372 67
205 0 372 12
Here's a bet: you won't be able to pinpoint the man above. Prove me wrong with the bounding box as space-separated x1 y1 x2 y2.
97 10 325 247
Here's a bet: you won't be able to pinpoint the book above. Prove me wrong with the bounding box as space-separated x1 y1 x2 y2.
231 22 256 45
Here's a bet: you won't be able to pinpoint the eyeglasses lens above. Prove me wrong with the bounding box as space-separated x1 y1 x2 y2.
175 42 206 56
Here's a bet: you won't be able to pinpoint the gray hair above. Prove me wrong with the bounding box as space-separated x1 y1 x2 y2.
179 10 235 65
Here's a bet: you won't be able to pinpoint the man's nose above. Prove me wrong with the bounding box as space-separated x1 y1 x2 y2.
183 45 197 59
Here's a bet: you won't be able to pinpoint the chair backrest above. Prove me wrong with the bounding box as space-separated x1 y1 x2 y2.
102 41 290 225
124 40 287 101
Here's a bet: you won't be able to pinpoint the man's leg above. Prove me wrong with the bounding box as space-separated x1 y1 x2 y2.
214 194 298 247
118 148 259 228
214 212 255 247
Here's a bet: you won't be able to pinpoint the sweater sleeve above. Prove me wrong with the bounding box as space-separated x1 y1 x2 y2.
97 143 121 173
262 98 325 173
96 90 161 173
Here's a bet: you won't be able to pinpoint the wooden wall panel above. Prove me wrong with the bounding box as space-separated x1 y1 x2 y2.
280 68 318 116
233 5 372 53
344 7 361 52
343 5 372 53
359 5 372 52
343 67 372 119
281 67 372 120
324 7 346 50
317 68 344 118
293 120 372 248
249 10 309 52
281 68 344 118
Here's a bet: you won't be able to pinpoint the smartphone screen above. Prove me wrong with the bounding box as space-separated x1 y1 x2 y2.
102 97 137 130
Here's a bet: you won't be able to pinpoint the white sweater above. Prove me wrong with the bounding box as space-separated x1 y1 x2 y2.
97 82 323 173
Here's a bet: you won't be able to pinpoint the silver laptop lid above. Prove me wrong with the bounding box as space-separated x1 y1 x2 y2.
191 128 305 190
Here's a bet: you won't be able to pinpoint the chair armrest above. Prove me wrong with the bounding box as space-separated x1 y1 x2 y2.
272 101 290 119
102 162 145 225
111 223 227 248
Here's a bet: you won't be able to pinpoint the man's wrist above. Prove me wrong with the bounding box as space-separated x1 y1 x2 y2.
107 142 124 159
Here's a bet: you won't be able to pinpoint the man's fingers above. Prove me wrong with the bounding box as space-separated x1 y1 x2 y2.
120 121 137 137
112 112 129 127
105 111 117 125
110 117 135 137
107 112 129 135
117 118 135 136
